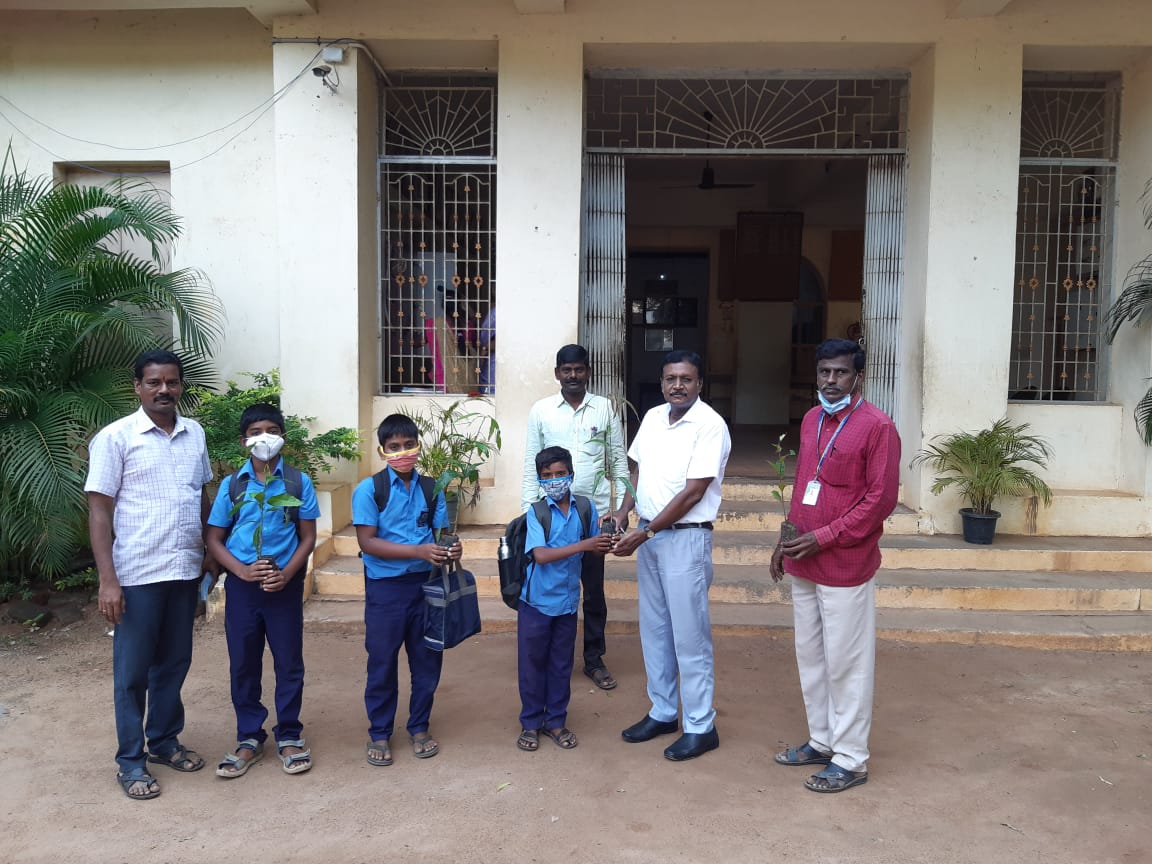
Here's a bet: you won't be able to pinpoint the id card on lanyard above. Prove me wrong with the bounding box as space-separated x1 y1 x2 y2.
803 398 862 506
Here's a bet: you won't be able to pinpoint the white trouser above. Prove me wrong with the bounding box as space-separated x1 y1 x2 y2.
791 576 876 773
636 527 716 733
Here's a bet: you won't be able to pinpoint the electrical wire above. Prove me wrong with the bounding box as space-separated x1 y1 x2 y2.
0 44 326 154
0 45 326 175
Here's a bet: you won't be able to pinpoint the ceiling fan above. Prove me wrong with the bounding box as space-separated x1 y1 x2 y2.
664 161 754 191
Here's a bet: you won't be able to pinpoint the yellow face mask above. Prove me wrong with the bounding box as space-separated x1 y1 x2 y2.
378 444 421 472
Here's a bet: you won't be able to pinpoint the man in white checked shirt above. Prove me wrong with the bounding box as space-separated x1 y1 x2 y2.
522 344 629 690
85 350 216 801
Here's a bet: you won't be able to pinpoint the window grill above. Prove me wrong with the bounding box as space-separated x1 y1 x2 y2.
585 77 907 153
379 84 496 394
1010 76 1118 402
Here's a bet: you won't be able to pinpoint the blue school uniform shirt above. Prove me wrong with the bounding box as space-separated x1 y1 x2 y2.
207 458 321 570
351 467 449 580
523 495 600 617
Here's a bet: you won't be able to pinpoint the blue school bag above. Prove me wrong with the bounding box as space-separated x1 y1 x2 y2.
423 559 481 651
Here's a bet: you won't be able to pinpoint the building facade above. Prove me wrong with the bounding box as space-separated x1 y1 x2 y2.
3 0 1152 535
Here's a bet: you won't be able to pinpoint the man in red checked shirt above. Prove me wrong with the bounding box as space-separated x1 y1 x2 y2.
770 338 900 794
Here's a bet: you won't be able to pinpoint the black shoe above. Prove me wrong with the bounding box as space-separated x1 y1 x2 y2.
621 715 679 743
663 728 720 761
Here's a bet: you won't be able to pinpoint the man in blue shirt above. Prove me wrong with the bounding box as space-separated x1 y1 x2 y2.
516 446 615 752
206 404 320 778
352 414 462 767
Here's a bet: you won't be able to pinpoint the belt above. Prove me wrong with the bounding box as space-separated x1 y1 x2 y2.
668 521 713 531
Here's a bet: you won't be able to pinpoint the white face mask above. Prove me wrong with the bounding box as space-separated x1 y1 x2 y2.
246 432 285 462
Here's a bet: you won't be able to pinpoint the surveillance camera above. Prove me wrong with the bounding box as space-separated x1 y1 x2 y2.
312 65 332 78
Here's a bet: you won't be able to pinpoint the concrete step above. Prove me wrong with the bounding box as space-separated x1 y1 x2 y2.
328 528 1152 572
715 501 920 534
303 595 1152 652
311 556 1152 612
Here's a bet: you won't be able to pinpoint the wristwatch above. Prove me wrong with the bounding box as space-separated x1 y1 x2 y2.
645 526 657 539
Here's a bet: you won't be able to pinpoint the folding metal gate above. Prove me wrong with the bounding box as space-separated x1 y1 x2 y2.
578 153 627 412
861 154 907 419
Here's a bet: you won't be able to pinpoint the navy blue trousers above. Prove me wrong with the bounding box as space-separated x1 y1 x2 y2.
224 569 305 745
112 579 199 774
517 603 578 731
364 571 443 741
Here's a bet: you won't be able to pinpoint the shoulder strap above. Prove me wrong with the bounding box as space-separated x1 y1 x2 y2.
572 495 592 539
418 475 437 517
371 470 391 512
372 470 437 517
530 499 552 541
281 463 303 524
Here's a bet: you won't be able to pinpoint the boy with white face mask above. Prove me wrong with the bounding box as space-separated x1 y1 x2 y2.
205 404 321 778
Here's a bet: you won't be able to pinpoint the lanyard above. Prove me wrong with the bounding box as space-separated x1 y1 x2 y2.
814 397 863 479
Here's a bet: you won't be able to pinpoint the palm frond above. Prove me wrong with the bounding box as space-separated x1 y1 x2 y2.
0 163 225 578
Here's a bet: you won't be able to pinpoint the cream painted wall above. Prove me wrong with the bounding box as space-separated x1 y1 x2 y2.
1112 52 1152 495
486 33 585 524
0 9 279 382
273 42 367 485
908 32 1024 529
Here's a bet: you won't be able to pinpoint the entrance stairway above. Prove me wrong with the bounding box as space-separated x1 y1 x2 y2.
305 479 1152 651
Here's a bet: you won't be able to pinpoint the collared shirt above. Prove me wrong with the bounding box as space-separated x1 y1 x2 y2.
628 398 731 523
523 494 601 616
207 458 321 570
784 396 901 588
84 406 212 587
522 391 628 514
351 467 448 580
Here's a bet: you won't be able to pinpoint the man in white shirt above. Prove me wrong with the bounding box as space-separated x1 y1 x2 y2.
612 350 731 761
522 344 628 690
86 350 215 801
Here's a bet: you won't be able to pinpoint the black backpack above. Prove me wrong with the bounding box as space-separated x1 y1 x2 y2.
226 462 304 531
499 495 592 610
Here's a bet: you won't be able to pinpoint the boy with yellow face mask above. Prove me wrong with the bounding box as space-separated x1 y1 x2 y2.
351 413 462 768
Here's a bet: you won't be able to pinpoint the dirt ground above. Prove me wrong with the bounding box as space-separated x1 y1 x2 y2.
0 612 1149 864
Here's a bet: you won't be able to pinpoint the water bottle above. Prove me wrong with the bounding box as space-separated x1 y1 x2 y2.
497 536 511 560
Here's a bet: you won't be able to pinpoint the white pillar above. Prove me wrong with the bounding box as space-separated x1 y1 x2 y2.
477 32 584 522
273 44 374 484
903 33 1023 520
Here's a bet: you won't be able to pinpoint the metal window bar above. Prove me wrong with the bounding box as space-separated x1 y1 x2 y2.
861 154 907 420
377 85 497 395
579 153 628 414
379 163 496 394
1010 166 1112 401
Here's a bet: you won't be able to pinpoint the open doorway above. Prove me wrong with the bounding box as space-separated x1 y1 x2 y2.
619 155 868 475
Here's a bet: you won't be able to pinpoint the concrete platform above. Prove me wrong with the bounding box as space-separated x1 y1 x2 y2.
303 595 1152 651
312 556 1152 611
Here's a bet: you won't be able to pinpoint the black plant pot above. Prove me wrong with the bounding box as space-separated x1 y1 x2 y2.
959 508 1000 545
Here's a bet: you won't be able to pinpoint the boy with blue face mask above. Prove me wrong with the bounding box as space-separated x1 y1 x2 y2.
516 446 615 752
206 403 321 779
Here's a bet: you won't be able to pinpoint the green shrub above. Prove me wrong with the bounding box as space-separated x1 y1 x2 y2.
191 370 361 480
0 156 223 582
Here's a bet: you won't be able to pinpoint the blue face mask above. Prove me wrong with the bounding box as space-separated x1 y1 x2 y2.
818 375 858 415
540 475 573 502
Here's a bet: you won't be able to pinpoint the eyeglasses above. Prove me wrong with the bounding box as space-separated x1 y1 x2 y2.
662 375 698 386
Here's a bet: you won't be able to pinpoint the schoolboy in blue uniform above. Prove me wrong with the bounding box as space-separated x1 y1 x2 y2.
516 446 615 752
205 404 320 778
352 413 463 767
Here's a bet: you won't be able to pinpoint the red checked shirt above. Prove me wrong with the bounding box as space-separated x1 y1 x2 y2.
784 395 901 588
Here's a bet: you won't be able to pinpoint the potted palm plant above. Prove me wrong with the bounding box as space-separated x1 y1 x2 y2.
911 418 1053 544
412 399 502 533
